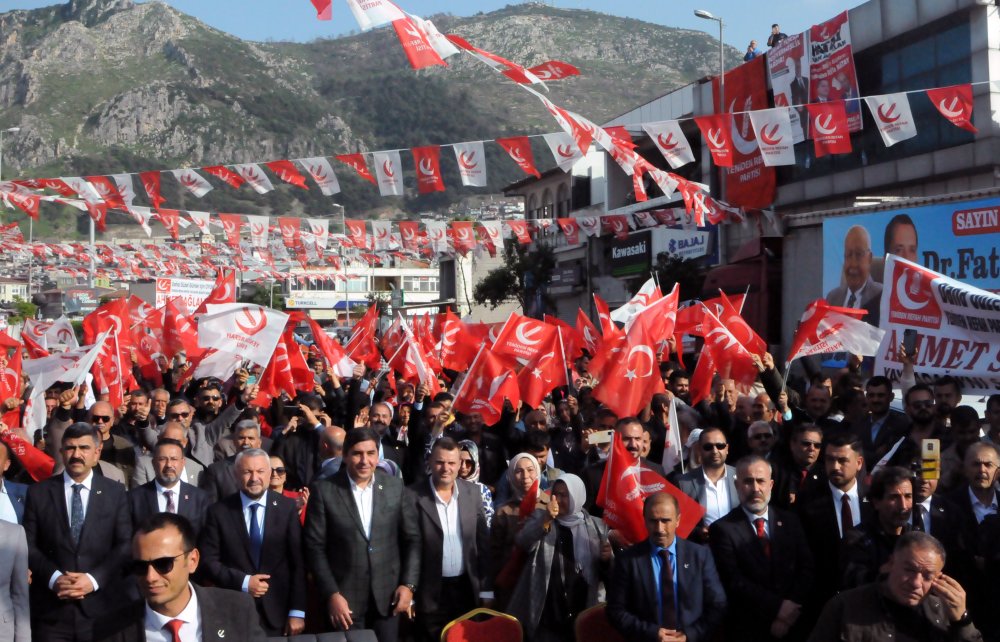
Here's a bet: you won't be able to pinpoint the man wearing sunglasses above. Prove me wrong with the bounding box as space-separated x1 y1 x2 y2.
24 422 132 641
132 422 205 488
677 428 740 543
188 382 258 468
93 513 266 641
90 400 135 488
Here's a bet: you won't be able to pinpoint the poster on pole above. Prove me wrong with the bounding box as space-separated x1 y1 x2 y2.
809 10 862 133
155 277 215 309
767 32 809 143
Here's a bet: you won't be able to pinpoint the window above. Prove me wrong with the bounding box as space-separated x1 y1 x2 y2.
402 276 439 293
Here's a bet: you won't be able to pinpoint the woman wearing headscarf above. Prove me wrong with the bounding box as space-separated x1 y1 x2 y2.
506 473 612 642
491 453 547 608
458 440 495 527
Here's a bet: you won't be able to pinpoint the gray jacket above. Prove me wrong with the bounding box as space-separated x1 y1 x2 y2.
676 465 740 524
0 521 30 642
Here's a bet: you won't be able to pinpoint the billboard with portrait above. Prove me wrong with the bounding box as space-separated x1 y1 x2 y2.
822 196 1000 327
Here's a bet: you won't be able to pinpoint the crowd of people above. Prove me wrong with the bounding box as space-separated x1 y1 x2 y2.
1 336 999 642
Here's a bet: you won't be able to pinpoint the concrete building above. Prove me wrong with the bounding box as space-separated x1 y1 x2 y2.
0 277 28 303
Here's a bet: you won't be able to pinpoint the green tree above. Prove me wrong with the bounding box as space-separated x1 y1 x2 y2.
239 283 285 309
8 296 38 325
473 241 556 314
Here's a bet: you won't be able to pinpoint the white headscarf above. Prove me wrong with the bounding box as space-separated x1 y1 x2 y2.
552 474 599 586
506 453 540 502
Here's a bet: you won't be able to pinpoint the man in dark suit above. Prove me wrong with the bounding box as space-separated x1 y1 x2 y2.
92 512 266 642
825 225 883 326
676 427 739 542
772 424 825 506
199 447 307 636
854 376 911 471
608 492 726 642
200 420 261 503
409 437 491 642
24 422 132 641
709 455 814 641
131 422 205 488
129 438 211 537
0 441 28 524
304 427 421 642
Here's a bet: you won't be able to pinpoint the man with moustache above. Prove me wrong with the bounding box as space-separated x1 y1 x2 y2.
841 467 914 589
710 456 814 641
131 422 205 488
129 438 211 537
677 428 739 542
855 376 911 472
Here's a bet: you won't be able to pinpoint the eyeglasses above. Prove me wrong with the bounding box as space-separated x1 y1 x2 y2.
751 433 774 441
799 440 822 449
701 442 728 452
91 415 112 423
271 467 287 475
460 459 473 467
128 552 188 576
168 412 191 419
200 396 222 402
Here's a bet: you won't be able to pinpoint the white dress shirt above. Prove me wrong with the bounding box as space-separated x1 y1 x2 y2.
0 479 18 524
916 497 932 533
144 582 202 642
842 283 868 308
432 480 464 577
702 469 731 526
349 476 374 539
742 507 769 536
969 487 998 524
239 493 268 593
50 471 99 591
155 481 182 513
830 481 861 537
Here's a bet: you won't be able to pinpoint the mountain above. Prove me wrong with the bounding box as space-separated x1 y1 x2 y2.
0 0 740 238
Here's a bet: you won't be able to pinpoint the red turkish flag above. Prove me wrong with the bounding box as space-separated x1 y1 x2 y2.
265 160 309 189
689 348 716 407
516 330 568 408
597 432 705 543
543 315 580 362
336 154 376 184
701 307 758 389
411 146 445 194
694 113 735 167
202 165 245 189
495 136 541 178
83 298 135 409
398 220 421 251
575 308 601 355
592 320 664 418
451 221 476 256
156 208 180 240
392 17 446 70
507 220 531 245
254 332 297 409
926 84 977 133
0 346 22 402
718 291 767 357
218 213 243 248
556 218 580 245
440 309 480 372
452 348 519 425
492 313 558 363
344 219 367 249
806 101 852 157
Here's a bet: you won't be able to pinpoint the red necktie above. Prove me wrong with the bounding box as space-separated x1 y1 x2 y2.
165 619 183 642
755 517 770 557
841 493 854 538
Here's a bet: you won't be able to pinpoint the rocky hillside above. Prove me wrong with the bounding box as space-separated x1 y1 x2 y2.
0 0 739 237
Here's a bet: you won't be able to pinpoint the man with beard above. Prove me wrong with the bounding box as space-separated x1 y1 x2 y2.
855 376 911 472
190 381 258 466
583 418 665 517
889 384 943 468
200 421 263 503
677 427 739 542
667 371 691 406
774 424 825 506
933 376 963 430
114 389 155 446
709 456 814 641
129 438 210 536
841 466 914 589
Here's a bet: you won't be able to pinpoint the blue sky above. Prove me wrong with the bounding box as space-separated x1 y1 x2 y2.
1 0 866 50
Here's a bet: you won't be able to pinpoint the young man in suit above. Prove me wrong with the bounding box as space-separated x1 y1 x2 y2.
199 448 306 636
675 428 739 541
855 376 911 471
607 492 727 642
709 455 814 641
129 438 210 537
408 437 491 642
0 519 30 641
304 427 421 642
0 441 28 524
93 512 266 642
24 422 132 641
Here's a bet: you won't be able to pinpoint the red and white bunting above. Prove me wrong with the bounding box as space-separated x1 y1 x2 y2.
346 0 405 31
528 60 580 81
398 220 421 251
233 164 275 194
424 220 448 254
506 220 531 245
642 121 695 169
556 218 580 245
296 157 341 195
110 174 136 208
187 210 211 235
411 145 445 194
246 215 270 249
542 132 584 172
344 219 367 249
264 160 309 189
60 177 103 203
407 14 459 60
926 84 977 133
391 17 446 70
138 171 165 208
864 93 917 147
452 141 488 187
170 169 214 198
693 114 735 167
806 101 852 157
371 220 393 251
335 153 375 184
451 221 476 256
748 107 796 166
478 220 502 255
310 0 332 20
372 150 404 196
577 216 600 237
495 136 540 178
277 216 301 249
218 213 243 248
203 165 245 189
305 218 329 250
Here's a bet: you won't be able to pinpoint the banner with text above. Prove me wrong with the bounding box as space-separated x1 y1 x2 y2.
767 32 809 143
809 10 862 133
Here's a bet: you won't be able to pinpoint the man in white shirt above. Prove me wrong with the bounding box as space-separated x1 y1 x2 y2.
129 438 210 537
676 428 739 542
408 437 491 642
92 512 266 641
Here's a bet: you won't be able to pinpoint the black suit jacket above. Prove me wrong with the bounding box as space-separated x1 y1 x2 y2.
23 472 132 620
128 481 211 537
199 455 238 504
709 506 814 641
91 584 267 642
408 478 490 615
304 469 421 619
796 481 869 603
199 490 307 633
272 428 322 491
607 538 726 642
853 410 911 471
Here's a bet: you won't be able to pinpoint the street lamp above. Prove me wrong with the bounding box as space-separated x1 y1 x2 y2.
694 9 724 114
330 203 349 325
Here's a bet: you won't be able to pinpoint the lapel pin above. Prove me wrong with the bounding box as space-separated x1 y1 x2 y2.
378 484 383 491
184 494 189 501
684 563 690 569
776 521 783 527
95 490 102 495
272 500 278 506
217 630 225 638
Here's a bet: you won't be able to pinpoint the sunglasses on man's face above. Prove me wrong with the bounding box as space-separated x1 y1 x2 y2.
91 415 112 424
701 442 728 452
128 552 188 576
168 411 191 419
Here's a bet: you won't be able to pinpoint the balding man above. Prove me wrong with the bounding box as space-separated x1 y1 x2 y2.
315 425 347 482
608 492 726 642
132 421 205 487
827 225 883 325
200 421 263 503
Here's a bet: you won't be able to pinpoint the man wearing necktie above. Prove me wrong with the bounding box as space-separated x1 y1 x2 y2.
607 492 726 642
23 422 132 641
825 225 883 326
710 456 814 641
129 439 210 538
199 448 306 637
